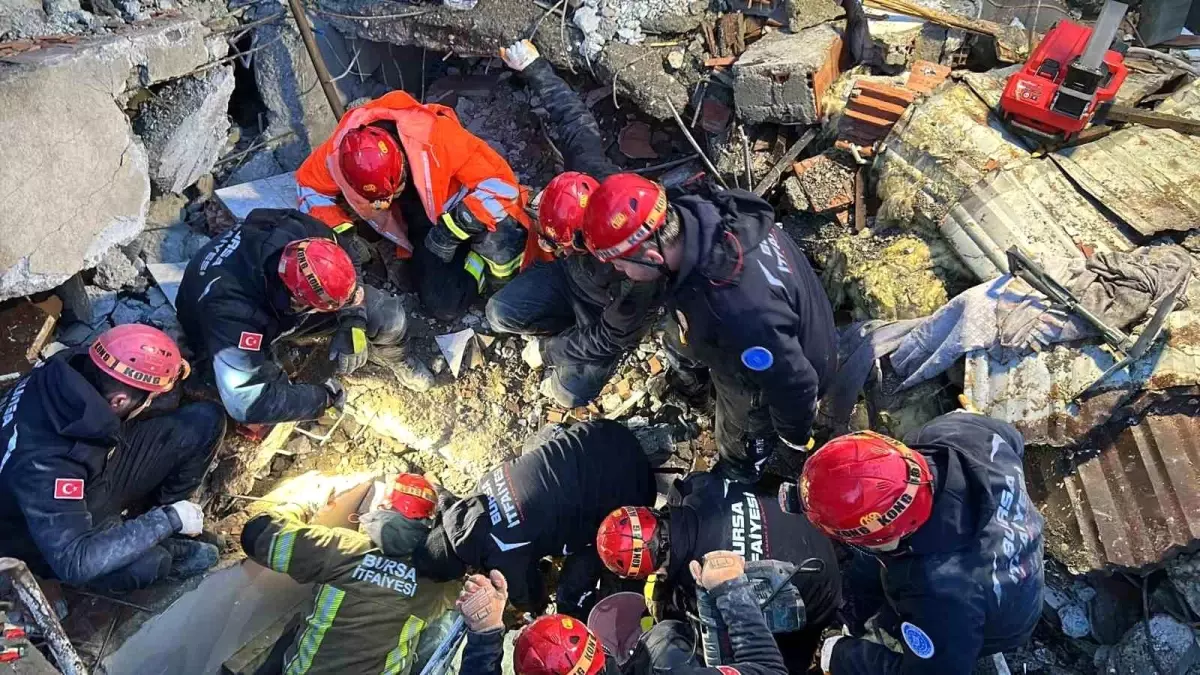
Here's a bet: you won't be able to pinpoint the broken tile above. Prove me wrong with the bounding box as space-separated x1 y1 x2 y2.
546 409 566 424
906 60 952 95
792 151 857 214
435 328 476 378
618 122 659 160
648 355 664 375
617 379 632 398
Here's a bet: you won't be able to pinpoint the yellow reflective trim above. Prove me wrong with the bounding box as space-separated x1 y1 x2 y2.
333 222 355 234
479 252 523 279
464 252 486 292
381 615 427 675
441 213 471 241
351 326 367 354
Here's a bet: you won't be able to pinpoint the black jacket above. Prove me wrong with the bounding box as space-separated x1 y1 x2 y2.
519 58 663 368
176 208 349 424
667 189 837 446
460 575 787 675
663 472 841 628
831 413 1045 675
419 421 655 610
0 354 180 585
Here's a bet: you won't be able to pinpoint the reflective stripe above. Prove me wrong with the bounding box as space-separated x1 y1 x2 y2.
269 530 297 573
464 252 486 292
467 192 510 222
476 178 519 200
479 252 523 279
333 222 355 234
298 186 338 213
381 615 427 675
441 213 471 241
285 585 346 674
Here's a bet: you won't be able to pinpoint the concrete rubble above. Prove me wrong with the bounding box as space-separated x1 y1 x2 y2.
3 0 1200 671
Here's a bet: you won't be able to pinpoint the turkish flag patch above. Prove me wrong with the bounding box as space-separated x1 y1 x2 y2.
717 667 741 675
238 332 263 351
54 478 85 500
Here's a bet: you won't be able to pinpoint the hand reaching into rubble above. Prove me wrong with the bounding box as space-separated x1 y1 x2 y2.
323 378 346 415
458 570 509 633
500 40 541 72
168 500 205 536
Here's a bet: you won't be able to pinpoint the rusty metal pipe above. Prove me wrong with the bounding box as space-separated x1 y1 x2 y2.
0 558 88 675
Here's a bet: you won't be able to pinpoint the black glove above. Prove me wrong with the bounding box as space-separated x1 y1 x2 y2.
323 378 346 415
330 315 369 375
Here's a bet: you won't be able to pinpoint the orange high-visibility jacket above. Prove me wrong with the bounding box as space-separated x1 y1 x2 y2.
295 90 535 257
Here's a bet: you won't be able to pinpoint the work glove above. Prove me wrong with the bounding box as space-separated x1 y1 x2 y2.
689 550 745 591
500 39 540 72
323 378 346 415
457 570 509 633
820 635 845 674
167 500 205 536
330 316 369 375
522 338 544 369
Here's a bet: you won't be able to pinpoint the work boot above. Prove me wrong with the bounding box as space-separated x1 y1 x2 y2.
369 345 436 392
161 537 220 580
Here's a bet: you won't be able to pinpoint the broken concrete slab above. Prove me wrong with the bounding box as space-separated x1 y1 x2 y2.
134 65 236 195
0 17 219 302
93 247 142 291
146 262 189 308
788 0 843 32
1102 616 1200 674
733 24 847 125
248 5 372 170
215 172 299 221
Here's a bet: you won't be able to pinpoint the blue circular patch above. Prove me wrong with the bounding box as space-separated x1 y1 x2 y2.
740 346 774 372
901 622 935 659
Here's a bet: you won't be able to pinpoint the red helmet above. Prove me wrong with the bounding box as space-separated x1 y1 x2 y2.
278 238 358 311
516 614 606 675
800 431 934 548
90 324 190 394
581 174 669 262
339 126 405 207
538 172 598 250
595 506 660 579
389 473 437 519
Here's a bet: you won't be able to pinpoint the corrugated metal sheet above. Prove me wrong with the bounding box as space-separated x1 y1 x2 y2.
940 157 1137 280
1052 128 1200 237
964 307 1200 446
1028 414 1200 573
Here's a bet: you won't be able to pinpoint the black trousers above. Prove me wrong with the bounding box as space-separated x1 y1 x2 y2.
83 401 227 593
664 323 776 483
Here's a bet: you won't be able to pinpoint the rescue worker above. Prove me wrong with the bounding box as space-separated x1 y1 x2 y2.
596 472 840 672
241 473 458 675
176 208 432 426
411 420 656 617
456 551 787 675
0 324 225 592
784 412 1044 674
486 40 662 408
579 174 837 483
296 89 531 321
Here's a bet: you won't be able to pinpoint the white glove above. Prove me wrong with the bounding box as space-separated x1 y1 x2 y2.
169 500 204 536
820 635 844 674
500 40 540 72
522 339 544 369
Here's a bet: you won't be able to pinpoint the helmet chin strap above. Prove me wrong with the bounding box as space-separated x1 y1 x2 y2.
624 229 675 281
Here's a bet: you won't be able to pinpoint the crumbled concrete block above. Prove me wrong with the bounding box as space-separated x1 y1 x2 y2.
135 66 236 195
0 18 216 302
733 24 846 125
1104 615 1200 674
111 297 151 326
93 248 141 291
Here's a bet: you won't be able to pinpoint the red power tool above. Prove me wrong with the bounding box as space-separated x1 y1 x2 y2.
1000 1 1130 140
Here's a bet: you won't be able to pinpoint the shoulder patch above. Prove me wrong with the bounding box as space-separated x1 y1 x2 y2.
54 478 85 500
740 346 773 371
239 332 264 351
901 622 935 659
